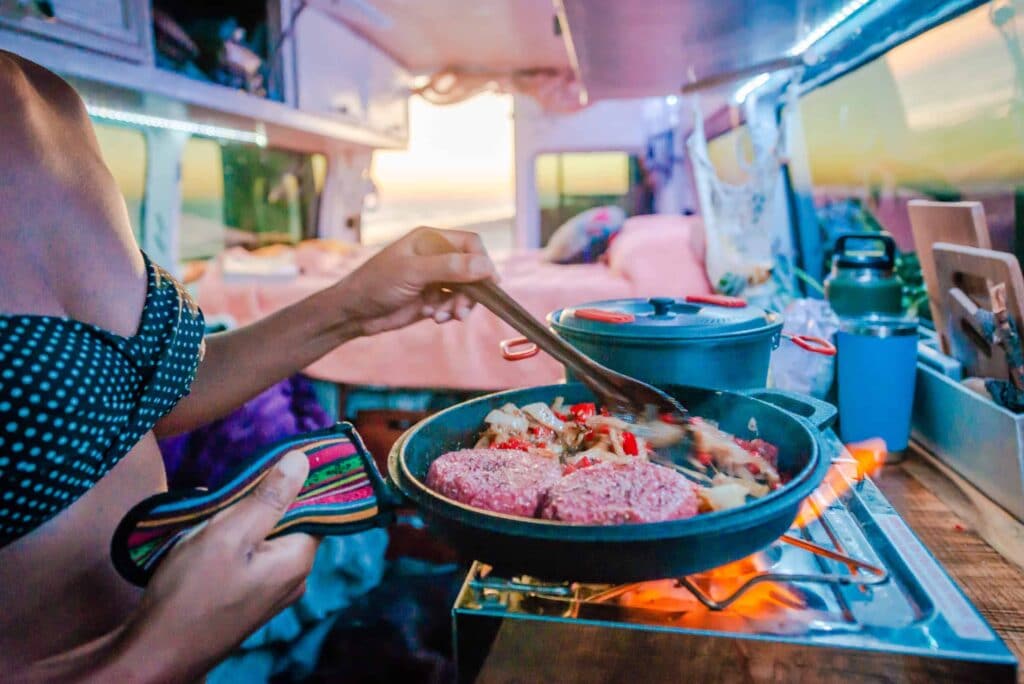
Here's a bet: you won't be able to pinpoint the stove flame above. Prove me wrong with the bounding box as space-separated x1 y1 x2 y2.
795 437 886 528
607 553 823 634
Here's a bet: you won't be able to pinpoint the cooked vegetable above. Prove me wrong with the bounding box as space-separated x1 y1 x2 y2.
521 402 566 431
700 483 749 512
471 397 782 514
483 406 529 433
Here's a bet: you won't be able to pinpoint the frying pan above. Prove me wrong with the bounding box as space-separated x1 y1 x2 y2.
389 383 835 582
112 383 835 586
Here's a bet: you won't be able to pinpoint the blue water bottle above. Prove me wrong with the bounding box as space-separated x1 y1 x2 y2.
836 315 919 458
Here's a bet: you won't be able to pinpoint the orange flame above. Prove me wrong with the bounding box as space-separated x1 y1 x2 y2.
609 554 821 629
794 437 887 528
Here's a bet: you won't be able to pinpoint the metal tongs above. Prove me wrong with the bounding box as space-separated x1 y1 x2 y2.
417 232 691 450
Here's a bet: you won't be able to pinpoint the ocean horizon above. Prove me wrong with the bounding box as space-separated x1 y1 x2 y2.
361 198 516 252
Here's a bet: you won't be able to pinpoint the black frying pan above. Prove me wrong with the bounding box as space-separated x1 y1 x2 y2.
112 383 835 586
388 383 836 583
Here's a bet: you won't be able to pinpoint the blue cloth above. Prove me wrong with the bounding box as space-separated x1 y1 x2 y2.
208 530 389 683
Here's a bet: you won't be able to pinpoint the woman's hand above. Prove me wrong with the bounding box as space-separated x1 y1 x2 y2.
105 451 319 681
332 227 497 335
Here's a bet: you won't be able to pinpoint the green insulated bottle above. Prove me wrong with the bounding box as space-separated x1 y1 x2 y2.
824 233 905 317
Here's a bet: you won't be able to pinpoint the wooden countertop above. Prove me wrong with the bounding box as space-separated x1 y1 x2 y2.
875 445 1024 678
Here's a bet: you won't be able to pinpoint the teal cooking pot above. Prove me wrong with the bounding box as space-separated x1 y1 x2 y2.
500 294 835 391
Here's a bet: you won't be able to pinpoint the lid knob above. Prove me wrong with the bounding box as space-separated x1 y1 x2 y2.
649 297 676 317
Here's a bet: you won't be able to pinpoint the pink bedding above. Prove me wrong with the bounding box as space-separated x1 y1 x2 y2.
194 216 711 390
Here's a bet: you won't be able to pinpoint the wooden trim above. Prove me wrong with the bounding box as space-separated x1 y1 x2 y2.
904 441 1024 573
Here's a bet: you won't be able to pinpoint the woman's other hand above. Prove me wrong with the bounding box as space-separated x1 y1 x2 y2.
113 451 318 681
333 227 497 335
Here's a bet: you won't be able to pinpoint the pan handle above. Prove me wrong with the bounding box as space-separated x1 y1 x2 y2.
741 388 838 431
110 422 398 587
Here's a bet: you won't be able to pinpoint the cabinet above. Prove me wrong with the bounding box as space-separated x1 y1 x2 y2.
0 0 151 62
291 4 408 142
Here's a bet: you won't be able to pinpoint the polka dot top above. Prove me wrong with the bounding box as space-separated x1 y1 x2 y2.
0 253 205 547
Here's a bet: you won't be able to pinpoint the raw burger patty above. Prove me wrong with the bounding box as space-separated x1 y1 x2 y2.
540 461 698 524
426 448 562 517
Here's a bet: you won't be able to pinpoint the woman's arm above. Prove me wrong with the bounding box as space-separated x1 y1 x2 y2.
155 283 362 437
17 452 318 683
156 227 494 437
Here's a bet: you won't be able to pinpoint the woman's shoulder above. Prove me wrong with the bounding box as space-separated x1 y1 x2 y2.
0 51 147 336
0 240 147 339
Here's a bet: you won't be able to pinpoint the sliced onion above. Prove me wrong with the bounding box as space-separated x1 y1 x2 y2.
587 415 631 431
521 402 565 431
483 408 528 432
631 421 686 448
712 473 770 498
700 483 749 511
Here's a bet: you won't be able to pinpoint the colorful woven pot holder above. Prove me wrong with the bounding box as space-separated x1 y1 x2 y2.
111 423 395 587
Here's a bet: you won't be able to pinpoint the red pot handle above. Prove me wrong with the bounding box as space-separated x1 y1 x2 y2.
573 308 636 324
783 333 837 356
685 294 747 308
500 336 539 361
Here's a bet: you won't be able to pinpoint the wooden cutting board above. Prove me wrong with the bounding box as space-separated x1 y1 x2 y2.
908 200 992 353
933 243 1024 380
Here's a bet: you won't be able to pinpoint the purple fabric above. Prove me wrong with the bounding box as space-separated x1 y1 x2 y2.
158 375 333 490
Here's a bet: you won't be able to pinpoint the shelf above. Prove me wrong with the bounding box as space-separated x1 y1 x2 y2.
0 27 407 152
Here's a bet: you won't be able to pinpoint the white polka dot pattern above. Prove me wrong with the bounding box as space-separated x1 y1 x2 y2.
0 253 205 545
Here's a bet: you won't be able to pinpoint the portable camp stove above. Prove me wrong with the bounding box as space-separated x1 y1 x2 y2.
452 431 1017 682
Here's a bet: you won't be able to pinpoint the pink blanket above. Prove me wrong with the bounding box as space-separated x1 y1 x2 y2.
194 216 711 390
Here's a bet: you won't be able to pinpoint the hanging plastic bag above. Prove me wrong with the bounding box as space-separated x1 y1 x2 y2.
687 101 787 290
770 299 840 398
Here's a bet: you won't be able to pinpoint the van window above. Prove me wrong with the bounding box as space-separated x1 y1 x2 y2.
797 3 1024 262
92 123 146 240
706 126 755 185
180 139 325 265
362 94 515 252
535 151 651 246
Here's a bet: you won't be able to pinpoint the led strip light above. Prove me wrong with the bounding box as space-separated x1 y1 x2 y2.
733 73 771 104
733 0 874 103
787 0 874 57
86 104 268 147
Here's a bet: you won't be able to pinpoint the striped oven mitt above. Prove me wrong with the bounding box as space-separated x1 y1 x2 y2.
111 423 395 587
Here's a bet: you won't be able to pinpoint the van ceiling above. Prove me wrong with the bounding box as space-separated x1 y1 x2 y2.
307 0 570 73
317 0 984 107
556 0 844 100
316 0 839 96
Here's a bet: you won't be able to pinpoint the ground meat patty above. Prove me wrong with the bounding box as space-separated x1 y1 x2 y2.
426 449 562 518
540 461 698 524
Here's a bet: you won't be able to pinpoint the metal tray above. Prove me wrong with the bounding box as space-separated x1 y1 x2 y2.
912 337 1024 522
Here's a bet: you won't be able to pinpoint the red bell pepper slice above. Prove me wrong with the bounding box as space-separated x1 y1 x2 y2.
495 437 531 451
622 431 639 456
569 402 596 422
529 425 555 440
563 456 594 476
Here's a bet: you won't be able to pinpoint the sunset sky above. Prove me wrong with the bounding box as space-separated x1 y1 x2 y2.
709 4 1024 191
369 93 515 203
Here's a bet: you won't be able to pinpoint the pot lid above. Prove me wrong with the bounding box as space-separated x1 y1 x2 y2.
549 296 779 339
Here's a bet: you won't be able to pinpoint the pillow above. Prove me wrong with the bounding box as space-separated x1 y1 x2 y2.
606 214 712 296
543 206 626 264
